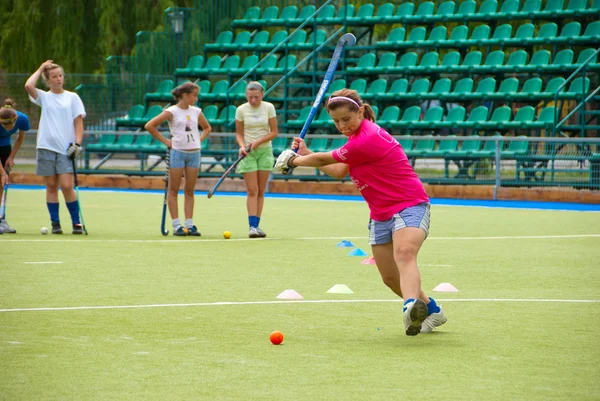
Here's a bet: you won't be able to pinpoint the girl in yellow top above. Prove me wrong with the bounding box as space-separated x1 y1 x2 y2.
235 81 278 238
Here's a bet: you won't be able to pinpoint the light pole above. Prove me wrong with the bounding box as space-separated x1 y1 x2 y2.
169 10 185 69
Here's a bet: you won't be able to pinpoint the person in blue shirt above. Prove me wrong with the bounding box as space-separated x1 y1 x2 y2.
0 98 30 234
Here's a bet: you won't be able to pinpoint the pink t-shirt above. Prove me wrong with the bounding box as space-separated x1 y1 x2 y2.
331 119 429 221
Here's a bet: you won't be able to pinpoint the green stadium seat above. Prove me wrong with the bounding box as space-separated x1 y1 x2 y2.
315 4 336 23
426 78 452 100
269 55 296 74
260 6 279 22
518 0 542 18
255 55 278 74
405 1 435 23
477 0 499 18
86 134 117 151
515 77 543 100
474 50 505 74
347 3 375 24
197 80 211 96
240 31 270 51
229 55 259 76
480 106 512 131
554 22 582 46
298 29 326 50
267 30 288 50
457 106 488 129
175 55 204 77
145 80 174 102
328 138 347 151
361 78 387 100
519 50 552 73
502 23 534 47
496 0 520 18
312 108 333 128
406 26 426 45
429 1 456 22
414 108 443 130
537 0 565 18
392 2 414 22
438 51 461 73
121 134 154 152
410 52 439 74
450 0 477 20
200 80 228 101
500 50 529 73
211 55 240 75
213 105 236 126
378 106 400 127
115 104 146 127
288 5 317 26
470 134 504 158
405 78 431 101
232 6 260 27
202 105 219 124
445 25 468 45
191 55 221 76
576 48 598 66
491 77 519 100
204 31 233 52
288 106 311 128
228 80 247 100
439 107 467 129
393 106 422 129
271 136 289 156
526 107 556 130
573 21 600 45
457 51 482 73
442 78 473 101
222 31 251 51
348 54 376 75
448 135 482 157
371 105 380 120
481 24 512 47
467 24 491 46
563 77 591 99
540 77 566 100
506 107 535 130
406 135 436 158
309 137 329 152
375 27 403 50
267 5 297 26
428 135 459 157
396 135 414 151
527 23 558 46
426 26 448 46
102 133 135 152
323 4 355 24
326 79 346 97
287 29 308 49
502 136 530 159
364 3 395 24
546 49 574 73
381 78 408 101
349 79 367 94
371 52 397 74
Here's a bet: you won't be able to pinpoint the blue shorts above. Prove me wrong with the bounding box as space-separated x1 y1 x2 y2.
368 202 431 245
170 149 201 169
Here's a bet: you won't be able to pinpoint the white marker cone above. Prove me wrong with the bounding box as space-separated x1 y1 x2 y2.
276 289 304 300
432 283 459 293
327 284 354 294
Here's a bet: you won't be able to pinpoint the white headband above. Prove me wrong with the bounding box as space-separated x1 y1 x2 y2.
327 96 361 108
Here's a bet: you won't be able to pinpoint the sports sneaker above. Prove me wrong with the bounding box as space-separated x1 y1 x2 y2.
187 225 201 236
0 226 4 234
421 305 448 333
249 226 260 238
51 221 63 234
403 298 428 336
173 226 187 236
256 227 267 238
72 224 84 235
0 219 16 233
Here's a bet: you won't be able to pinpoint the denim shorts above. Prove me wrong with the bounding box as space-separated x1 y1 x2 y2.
368 202 431 245
170 149 201 169
36 149 74 176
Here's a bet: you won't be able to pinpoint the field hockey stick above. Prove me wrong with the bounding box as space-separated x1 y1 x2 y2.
161 150 170 236
71 159 88 235
207 145 252 199
282 32 356 174
0 166 10 220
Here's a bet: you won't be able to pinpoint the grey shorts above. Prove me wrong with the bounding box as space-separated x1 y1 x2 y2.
170 149 201 169
36 149 74 176
368 202 431 245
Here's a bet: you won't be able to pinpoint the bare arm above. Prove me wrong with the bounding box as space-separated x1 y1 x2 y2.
292 137 348 180
25 60 54 100
6 131 25 169
198 113 211 143
144 111 172 148
74 115 84 145
235 120 249 156
292 151 339 168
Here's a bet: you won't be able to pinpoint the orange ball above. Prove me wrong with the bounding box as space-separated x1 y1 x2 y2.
270 331 284 345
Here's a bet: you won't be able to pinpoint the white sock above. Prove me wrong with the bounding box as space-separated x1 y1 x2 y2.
172 218 181 229
184 219 193 228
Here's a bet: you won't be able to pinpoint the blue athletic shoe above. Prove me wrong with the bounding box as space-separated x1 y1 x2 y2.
173 226 187 236
187 225 201 236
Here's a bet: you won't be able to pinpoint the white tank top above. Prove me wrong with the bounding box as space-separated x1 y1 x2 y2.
166 105 202 150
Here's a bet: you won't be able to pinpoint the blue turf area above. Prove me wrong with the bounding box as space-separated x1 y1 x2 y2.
10 184 600 212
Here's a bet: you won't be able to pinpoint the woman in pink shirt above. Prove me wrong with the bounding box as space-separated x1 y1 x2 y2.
275 89 447 336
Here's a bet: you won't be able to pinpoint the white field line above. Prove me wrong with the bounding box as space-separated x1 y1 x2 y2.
2 234 600 243
1 298 599 313
24 261 63 265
